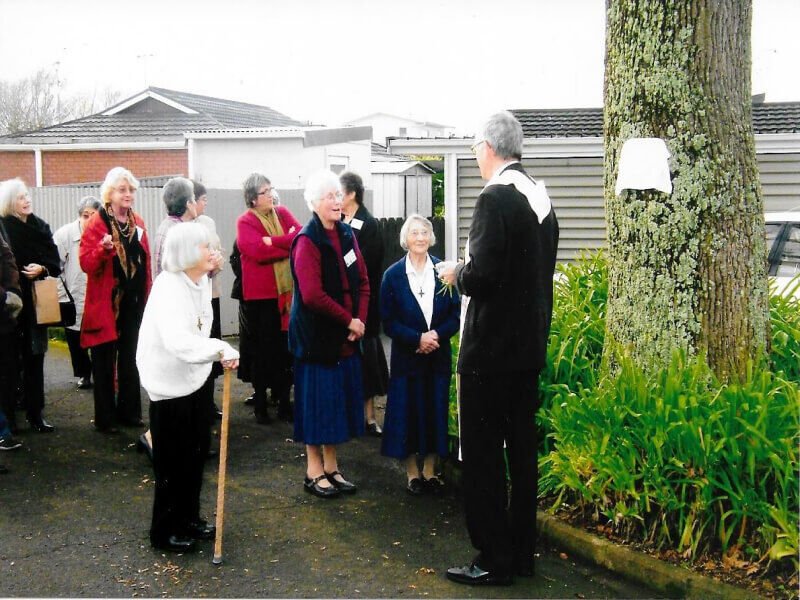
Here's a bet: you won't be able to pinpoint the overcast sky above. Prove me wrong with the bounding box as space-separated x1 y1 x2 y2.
0 0 797 134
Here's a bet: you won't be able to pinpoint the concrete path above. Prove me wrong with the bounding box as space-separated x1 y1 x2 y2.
0 343 662 598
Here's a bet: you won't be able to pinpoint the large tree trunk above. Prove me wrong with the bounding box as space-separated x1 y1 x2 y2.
603 0 769 380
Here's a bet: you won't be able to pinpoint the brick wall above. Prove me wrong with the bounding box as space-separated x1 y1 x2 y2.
42 149 188 185
0 151 36 186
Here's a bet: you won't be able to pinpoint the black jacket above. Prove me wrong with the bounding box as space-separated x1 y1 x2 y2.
455 163 559 374
349 204 384 337
0 235 21 335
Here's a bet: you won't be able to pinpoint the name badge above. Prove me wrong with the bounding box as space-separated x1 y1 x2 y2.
343 249 357 267
350 218 364 230
135 226 144 240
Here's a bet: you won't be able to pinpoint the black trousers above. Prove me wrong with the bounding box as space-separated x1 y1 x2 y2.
0 333 18 426
243 299 292 416
149 378 213 544
90 304 143 429
459 369 540 576
65 328 92 379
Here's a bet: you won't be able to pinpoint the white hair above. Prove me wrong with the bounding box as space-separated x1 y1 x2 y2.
303 170 341 213
399 213 436 251
100 167 139 205
161 221 211 273
480 110 524 160
0 178 28 217
77 195 102 215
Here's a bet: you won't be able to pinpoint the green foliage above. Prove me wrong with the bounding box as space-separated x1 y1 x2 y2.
538 252 800 570
448 335 459 439
432 172 445 218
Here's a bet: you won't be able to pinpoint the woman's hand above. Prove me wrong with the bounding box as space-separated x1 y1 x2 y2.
101 234 114 250
435 261 460 286
288 225 297 234
417 330 440 354
221 358 239 370
347 318 365 341
22 263 44 280
262 236 273 247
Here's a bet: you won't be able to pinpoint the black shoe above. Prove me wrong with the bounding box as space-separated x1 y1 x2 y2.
29 417 54 433
136 433 153 461
96 425 120 435
214 404 223 420
406 477 425 496
244 394 254 406
424 475 445 494
185 519 216 540
446 564 513 586
152 534 197 553
304 474 340 498
77 377 93 390
0 436 23 451
365 421 382 437
325 470 357 494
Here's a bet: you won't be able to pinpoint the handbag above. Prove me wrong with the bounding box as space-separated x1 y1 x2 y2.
32 276 76 327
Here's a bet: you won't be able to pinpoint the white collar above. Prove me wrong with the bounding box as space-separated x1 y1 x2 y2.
482 162 552 224
405 253 433 275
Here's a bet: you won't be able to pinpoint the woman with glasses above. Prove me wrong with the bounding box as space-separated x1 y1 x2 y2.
80 167 152 433
0 178 61 433
236 173 301 424
289 170 369 498
380 214 460 495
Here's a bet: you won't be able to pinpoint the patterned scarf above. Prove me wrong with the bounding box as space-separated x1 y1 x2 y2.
250 208 293 329
106 205 139 322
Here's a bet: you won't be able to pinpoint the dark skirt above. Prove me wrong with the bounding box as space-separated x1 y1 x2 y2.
381 364 450 460
293 354 365 445
361 336 389 399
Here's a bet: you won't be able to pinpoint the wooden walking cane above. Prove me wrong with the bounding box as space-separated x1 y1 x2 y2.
212 368 232 565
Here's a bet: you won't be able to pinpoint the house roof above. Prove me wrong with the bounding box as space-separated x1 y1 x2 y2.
371 160 436 175
0 87 302 145
511 102 800 138
346 112 453 130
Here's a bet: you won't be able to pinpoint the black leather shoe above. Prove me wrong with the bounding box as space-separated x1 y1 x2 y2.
185 519 216 540
244 394 254 406
424 476 445 494
406 477 425 496
446 564 513 586
152 534 197 553
136 433 153 461
29 417 54 433
325 470 356 494
365 421 382 437
304 474 339 498
77 377 93 390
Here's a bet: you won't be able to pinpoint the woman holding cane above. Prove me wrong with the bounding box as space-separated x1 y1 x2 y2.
136 222 238 553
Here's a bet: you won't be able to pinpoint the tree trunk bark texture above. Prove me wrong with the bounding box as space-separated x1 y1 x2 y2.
603 0 769 380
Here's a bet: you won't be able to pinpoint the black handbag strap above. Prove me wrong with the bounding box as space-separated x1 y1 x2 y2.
59 276 75 303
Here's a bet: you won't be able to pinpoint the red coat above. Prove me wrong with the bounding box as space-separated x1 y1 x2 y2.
79 210 152 348
236 206 301 301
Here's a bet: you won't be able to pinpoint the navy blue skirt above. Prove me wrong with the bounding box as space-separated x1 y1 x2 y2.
293 354 365 445
381 366 450 460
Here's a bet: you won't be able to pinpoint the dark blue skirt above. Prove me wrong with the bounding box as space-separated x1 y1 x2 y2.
381 366 450 460
293 354 365 445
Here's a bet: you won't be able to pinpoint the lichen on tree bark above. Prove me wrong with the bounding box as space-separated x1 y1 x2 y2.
603 0 769 380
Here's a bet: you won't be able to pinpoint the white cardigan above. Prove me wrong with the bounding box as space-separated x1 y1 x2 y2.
136 271 239 401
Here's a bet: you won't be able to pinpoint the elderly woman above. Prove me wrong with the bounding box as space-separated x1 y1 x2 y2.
380 214 460 494
0 178 61 433
54 195 102 390
80 167 151 433
340 171 389 436
136 222 239 553
236 173 301 424
289 169 369 498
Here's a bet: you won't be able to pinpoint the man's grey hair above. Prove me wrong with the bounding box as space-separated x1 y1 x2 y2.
161 221 211 273
480 110 524 161
399 213 436 251
162 177 195 217
0 178 28 217
77 195 102 215
303 170 340 213
242 173 270 209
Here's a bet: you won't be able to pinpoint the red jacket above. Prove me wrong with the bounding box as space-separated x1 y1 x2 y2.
236 206 301 301
79 210 152 348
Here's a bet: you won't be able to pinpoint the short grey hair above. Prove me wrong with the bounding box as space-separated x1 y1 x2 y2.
161 221 211 273
399 213 436 251
303 170 340 213
162 177 195 217
0 178 28 218
480 111 524 161
243 173 270 208
100 167 139 205
77 195 101 215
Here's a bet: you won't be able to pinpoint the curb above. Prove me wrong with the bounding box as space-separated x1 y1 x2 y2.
536 511 765 600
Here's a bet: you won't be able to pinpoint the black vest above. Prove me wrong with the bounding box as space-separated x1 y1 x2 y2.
288 214 361 364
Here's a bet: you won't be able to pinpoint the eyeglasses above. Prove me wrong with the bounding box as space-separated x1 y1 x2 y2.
324 191 344 201
408 229 430 238
470 139 486 155
257 187 274 197
114 185 136 194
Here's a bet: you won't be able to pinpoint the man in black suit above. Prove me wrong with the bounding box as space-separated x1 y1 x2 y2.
439 111 559 586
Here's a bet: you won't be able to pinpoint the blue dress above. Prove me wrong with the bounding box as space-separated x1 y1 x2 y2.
379 255 460 459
